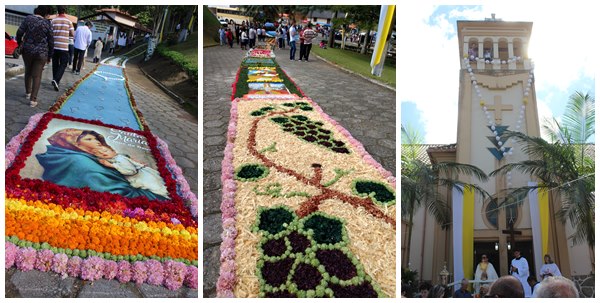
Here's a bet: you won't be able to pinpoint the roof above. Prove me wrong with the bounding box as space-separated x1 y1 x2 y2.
79 9 151 33
96 8 138 20
402 144 456 165
48 14 78 24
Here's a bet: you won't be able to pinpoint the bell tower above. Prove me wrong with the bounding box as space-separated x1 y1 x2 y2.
454 16 571 280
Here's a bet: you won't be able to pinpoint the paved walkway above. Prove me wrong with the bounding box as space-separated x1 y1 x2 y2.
202 44 396 298
5 54 198 298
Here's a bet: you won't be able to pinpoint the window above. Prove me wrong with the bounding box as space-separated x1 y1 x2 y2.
484 196 520 229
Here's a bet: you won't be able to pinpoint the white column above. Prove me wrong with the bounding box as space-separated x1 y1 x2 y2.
477 40 485 69
493 38 500 70
508 41 516 70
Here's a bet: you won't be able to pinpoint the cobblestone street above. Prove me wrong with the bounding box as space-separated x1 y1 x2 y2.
202 44 396 297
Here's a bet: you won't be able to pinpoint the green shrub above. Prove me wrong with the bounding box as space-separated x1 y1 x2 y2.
156 44 198 80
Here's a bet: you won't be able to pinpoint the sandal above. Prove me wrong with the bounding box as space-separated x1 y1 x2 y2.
30 100 38 107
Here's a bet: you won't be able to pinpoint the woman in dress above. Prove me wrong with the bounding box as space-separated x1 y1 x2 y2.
474 254 499 295
540 254 562 280
93 37 103 63
36 128 168 201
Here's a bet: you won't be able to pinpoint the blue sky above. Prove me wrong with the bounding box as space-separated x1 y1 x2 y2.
398 4 596 144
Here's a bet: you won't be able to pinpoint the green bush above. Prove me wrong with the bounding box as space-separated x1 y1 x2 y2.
156 44 198 80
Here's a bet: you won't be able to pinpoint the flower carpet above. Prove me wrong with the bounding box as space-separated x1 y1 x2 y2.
5 63 198 292
218 48 396 298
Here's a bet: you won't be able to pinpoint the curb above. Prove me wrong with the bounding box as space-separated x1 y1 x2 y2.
138 65 187 106
313 54 396 92
5 65 25 78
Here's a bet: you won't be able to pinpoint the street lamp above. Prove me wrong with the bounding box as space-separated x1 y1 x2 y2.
507 242 512 251
495 242 499 251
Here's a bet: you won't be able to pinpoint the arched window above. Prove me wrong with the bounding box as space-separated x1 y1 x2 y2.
484 196 521 229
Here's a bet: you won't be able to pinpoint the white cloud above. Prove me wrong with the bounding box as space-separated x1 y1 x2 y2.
398 3 596 144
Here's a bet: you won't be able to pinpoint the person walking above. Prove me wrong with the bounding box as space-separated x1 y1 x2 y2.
72 21 92 75
289 22 297 60
240 29 248 50
16 5 54 107
225 28 234 48
298 25 306 62
93 37 103 63
68 35 74 67
219 27 225 46
107 34 115 54
301 23 316 61
50 5 74 92
248 26 256 49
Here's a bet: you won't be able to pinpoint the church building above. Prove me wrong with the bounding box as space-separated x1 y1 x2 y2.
401 16 594 297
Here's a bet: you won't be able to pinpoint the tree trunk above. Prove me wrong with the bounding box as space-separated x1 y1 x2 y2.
328 11 337 48
406 199 415 268
361 30 371 54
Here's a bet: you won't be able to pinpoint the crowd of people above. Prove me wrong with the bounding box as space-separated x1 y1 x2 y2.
15 5 141 108
218 20 326 62
402 249 580 298
16 5 94 107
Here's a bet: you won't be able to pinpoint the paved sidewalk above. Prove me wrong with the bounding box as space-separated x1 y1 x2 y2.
4 55 198 298
202 44 396 298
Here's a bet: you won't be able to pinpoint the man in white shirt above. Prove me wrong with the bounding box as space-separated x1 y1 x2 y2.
72 21 92 75
248 27 256 48
51 5 74 90
289 23 297 60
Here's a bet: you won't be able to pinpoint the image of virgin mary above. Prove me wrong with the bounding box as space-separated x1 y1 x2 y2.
35 128 168 201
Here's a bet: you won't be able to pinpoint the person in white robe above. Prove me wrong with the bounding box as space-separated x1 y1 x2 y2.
510 249 531 297
474 254 499 295
540 254 562 280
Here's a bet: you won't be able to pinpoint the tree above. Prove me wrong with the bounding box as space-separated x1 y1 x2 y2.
240 5 280 23
490 130 594 249
543 91 595 172
342 6 381 54
401 124 490 267
492 91 595 249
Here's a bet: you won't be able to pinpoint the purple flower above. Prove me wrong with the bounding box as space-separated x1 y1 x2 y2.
67 256 83 277
5 242 18 268
103 260 118 280
170 217 182 225
163 260 187 290
34 249 54 272
16 247 37 271
145 260 165 286
116 260 132 283
131 261 148 284
185 266 198 289
80 256 104 281
52 253 69 277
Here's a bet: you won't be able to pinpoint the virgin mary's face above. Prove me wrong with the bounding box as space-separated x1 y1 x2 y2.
77 134 103 152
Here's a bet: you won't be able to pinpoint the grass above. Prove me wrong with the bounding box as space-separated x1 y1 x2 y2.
166 31 198 66
203 5 221 47
310 46 396 87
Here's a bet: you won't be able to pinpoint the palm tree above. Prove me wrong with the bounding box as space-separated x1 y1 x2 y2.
543 91 595 171
401 124 490 267
495 91 595 249
490 131 594 248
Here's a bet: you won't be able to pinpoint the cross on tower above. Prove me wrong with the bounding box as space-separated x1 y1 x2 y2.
486 96 513 123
